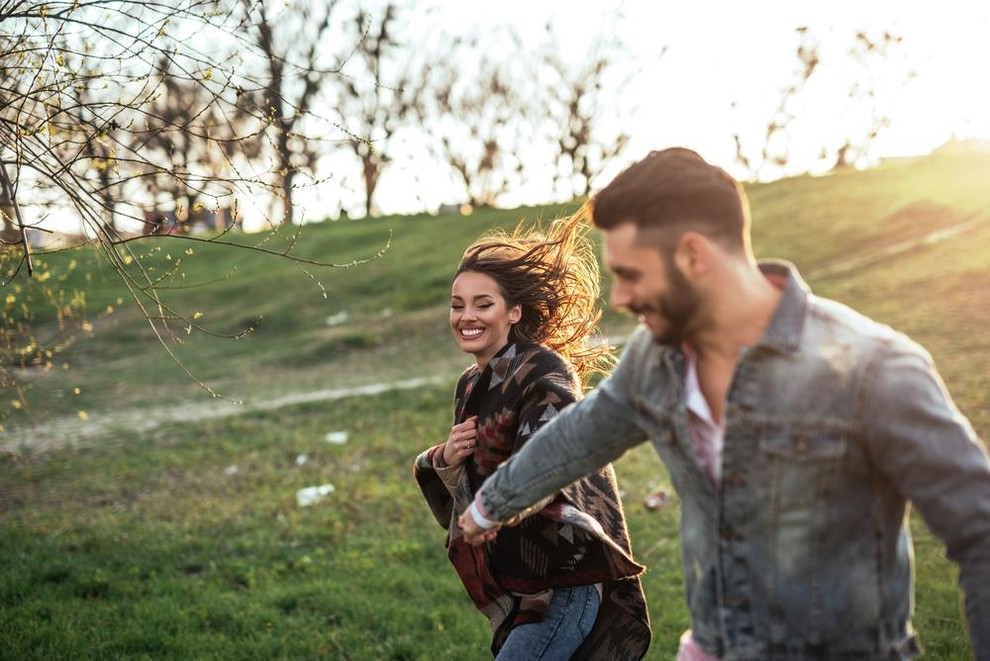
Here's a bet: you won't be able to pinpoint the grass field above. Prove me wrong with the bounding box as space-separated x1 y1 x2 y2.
2 149 989 658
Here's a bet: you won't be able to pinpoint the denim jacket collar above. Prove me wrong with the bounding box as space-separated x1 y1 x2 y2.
659 260 809 375
754 260 809 355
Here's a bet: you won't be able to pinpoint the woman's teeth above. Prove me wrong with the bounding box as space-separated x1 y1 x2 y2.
461 328 484 338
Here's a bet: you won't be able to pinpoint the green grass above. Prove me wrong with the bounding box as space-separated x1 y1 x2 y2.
1 387 497 659
2 150 990 658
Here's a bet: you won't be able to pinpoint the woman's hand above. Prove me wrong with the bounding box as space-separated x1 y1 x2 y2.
443 416 478 466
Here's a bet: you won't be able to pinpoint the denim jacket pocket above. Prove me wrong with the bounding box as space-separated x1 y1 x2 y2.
756 423 848 513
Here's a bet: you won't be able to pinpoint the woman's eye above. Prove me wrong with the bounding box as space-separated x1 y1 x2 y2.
450 304 463 311
478 304 492 310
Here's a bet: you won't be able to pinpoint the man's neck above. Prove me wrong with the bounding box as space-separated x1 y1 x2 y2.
689 262 783 362
686 263 783 424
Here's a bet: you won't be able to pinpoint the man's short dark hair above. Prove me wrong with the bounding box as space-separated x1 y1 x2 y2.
591 148 750 251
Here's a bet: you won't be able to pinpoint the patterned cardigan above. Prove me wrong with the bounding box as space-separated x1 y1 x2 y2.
414 342 651 659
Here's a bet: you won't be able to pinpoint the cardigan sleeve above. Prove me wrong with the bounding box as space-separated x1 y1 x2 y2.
413 368 476 529
432 449 463 495
413 444 453 528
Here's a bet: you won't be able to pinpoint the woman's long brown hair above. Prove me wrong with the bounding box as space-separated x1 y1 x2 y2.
455 202 613 383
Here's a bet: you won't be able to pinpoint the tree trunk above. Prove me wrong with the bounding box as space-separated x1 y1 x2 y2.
0 172 22 245
282 168 296 226
363 155 380 218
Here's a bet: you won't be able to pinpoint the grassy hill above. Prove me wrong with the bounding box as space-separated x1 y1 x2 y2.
3 201 593 429
1 150 989 658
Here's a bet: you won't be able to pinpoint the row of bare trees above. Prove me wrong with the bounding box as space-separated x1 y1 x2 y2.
0 1 915 414
2 1 636 244
3 4 915 241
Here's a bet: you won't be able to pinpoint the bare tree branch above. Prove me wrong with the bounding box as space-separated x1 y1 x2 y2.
537 28 643 200
0 1 387 413
732 26 912 180
333 2 420 217
414 29 528 209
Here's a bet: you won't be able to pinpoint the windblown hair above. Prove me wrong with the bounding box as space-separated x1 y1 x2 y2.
455 203 613 383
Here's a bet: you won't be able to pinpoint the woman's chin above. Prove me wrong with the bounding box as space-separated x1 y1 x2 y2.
454 338 482 355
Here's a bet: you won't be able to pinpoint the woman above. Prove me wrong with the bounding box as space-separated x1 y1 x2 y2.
414 206 651 660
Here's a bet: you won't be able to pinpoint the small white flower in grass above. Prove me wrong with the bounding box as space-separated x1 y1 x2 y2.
325 311 348 327
324 431 348 445
224 465 239 475
295 453 308 466
296 484 335 507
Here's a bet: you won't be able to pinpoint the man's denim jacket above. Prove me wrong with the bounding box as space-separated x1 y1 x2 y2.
478 261 990 659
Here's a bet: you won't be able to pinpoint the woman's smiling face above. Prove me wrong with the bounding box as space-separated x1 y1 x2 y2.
450 271 521 368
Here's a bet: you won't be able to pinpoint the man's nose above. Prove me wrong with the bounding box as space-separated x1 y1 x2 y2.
610 281 630 310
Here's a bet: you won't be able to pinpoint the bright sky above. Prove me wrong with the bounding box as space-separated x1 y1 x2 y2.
331 0 990 219
614 1 990 165
21 1 990 232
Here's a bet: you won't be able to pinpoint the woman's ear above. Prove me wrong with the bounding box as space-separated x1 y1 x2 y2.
508 305 522 324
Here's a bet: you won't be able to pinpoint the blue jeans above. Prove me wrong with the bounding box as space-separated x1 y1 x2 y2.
495 584 600 660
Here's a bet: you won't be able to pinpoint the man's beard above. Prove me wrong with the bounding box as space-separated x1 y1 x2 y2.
640 260 700 346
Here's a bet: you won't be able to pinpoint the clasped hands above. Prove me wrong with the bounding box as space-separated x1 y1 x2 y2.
458 508 500 545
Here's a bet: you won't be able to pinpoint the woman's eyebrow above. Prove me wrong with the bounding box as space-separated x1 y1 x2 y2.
451 293 496 301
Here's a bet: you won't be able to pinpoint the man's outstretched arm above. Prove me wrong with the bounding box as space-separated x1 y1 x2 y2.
460 329 653 543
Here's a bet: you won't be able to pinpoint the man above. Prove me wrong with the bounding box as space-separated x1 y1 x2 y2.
459 148 990 659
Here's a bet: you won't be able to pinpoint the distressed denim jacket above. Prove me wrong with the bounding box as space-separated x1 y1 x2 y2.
478 261 990 660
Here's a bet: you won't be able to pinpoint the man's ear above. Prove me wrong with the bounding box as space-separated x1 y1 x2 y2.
674 231 713 276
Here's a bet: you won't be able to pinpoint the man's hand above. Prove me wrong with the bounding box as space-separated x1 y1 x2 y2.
458 507 500 545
